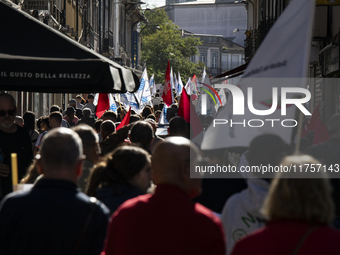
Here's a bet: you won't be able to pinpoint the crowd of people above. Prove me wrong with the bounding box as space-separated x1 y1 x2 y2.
0 91 340 254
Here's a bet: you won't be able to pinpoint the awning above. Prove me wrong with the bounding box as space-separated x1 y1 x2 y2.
0 1 140 93
213 63 248 79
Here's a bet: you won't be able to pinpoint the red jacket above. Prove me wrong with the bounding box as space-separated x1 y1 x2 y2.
231 220 340 255
102 184 225 255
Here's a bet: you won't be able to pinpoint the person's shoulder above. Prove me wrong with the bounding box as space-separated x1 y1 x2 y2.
76 191 110 217
194 202 223 226
15 125 30 136
0 190 31 209
112 194 152 217
318 225 340 238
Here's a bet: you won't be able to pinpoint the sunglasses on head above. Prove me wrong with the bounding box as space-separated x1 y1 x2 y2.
0 109 16 116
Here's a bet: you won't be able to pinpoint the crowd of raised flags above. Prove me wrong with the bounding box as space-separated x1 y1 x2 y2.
92 58 228 131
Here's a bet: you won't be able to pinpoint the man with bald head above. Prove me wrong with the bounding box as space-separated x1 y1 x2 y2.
0 128 110 255
103 137 225 255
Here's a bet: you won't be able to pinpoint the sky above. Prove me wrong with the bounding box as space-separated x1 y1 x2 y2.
142 0 166 8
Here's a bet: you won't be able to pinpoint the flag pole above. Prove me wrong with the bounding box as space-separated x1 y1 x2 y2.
294 109 304 154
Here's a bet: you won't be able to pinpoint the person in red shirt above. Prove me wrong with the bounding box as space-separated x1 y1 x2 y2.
102 137 225 255
231 155 340 255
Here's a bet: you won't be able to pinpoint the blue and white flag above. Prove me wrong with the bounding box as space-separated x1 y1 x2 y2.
141 71 153 107
121 92 141 114
150 74 156 96
108 94 118 113
159 104 169 125
136 68 148 105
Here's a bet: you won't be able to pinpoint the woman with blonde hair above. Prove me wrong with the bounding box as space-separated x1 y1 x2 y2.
231 155 340 255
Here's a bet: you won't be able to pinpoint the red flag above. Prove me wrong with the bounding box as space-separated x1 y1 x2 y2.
116 107 131 131
178 88 190 122
162 61 172 106
313 119 329 144
96 93 110 118
301 103 320 137
178 88 203 138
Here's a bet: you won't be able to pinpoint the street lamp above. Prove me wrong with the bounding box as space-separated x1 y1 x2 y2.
233 28 247 33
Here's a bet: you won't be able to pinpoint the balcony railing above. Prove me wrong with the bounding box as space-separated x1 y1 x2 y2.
245 18 276 61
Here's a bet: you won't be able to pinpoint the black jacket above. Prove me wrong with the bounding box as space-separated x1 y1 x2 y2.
0 178 110 255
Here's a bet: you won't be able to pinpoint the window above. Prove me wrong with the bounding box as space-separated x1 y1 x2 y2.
200 51 207 65
190 56 196 63
212 52 218 68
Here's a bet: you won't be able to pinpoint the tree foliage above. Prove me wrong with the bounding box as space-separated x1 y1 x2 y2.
141 8 204 84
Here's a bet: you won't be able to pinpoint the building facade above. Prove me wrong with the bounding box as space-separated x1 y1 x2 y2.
165 0 247 46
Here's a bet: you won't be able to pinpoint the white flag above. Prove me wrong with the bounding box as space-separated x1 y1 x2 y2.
214 88 227 112
177 72 184 95
185 78 192 94
202 0 315 150
170 67 175 89
174 73 178 93
150 74 156 96
202 67 206 84
170 66 175 104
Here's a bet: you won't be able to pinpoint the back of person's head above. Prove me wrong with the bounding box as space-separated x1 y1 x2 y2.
23 111 36 131
102 110 117 122
247 134 291 167
142 106 153 119
37 128 83 179
82 108 92 117
72 125 100 163
88 94 94 100
50 105 60 113
94 119 103 133
169 116 188 137
69 99 77 106
38 116 50 131
130 114 141 124
152 137 202 198
262 155 334 225
328 113 340 137
66 106 75 116
147 114 156 121
75 95 82 101
101 120 116 141
87 145 151 196
145 118 157 133
49 111 63 128
130 121 154 151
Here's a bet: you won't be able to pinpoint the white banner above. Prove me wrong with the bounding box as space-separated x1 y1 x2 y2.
201 0 315 150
